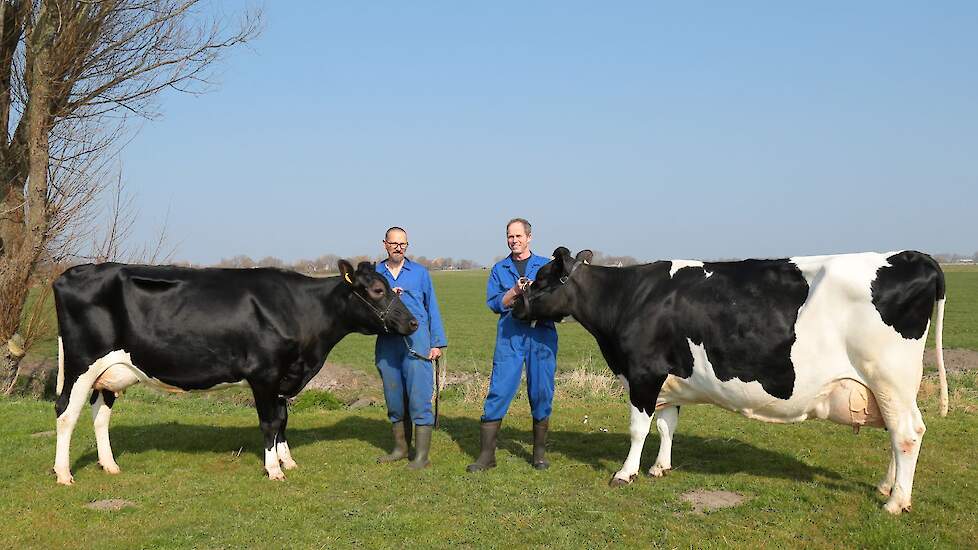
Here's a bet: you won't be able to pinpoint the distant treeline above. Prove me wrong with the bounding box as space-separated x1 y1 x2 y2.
177 249 648 274
127 249 978 274
933 252 978 264
201 254 483 273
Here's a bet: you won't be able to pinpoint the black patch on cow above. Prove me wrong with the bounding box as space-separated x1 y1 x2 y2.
871 251 944 340
671 259 809 400
576 259 809 412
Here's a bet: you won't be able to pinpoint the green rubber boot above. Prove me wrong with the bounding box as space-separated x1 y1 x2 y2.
466 420 501 472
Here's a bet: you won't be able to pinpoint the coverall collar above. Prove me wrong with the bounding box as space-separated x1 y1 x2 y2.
380 257 415 279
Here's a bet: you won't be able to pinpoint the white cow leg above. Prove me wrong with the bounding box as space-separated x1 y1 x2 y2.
277 441 297 470
649 406 679 477
54 372 98 485
611 402 653 486
92 392 121 474
881 404 926 514
264 439 285 480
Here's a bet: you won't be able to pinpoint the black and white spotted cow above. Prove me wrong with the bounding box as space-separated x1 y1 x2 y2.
52 260 417 484
513 248 948 514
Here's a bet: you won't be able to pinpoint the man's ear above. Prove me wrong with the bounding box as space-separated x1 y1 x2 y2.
575 250 594 265
338 260 355 285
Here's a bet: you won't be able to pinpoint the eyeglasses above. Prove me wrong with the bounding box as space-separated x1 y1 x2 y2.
385 241 409 250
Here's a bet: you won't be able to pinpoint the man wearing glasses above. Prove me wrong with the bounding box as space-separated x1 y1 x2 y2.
374 226 447 469
468 217 558 472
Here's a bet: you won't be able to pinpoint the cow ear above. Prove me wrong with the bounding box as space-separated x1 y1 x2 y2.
356 261 375 273
575 250 593 265
338 260 355 285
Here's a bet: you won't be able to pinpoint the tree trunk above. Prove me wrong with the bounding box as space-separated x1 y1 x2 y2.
1 10 53 394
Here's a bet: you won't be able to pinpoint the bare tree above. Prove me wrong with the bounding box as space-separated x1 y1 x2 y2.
0 1 261 392
256 256 283 268
590 250 640 267
216 254 255 268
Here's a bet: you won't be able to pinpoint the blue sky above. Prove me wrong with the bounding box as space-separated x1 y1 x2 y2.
122 2 977 265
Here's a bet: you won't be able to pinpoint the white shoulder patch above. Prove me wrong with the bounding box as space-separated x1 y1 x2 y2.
669 260 705 278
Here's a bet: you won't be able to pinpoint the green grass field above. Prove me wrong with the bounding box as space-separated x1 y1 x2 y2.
4 265 977 548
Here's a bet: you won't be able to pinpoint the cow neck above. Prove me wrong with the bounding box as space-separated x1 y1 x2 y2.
313 279 362 354
569 264 634 342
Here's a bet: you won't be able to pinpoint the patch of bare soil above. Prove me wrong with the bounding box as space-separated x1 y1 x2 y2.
680 490 746 514
924 348 978 375
30 430 55 438
303 362 382 402
84 499 136 511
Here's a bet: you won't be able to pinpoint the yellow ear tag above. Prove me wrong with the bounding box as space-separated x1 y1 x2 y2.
344 273 352 284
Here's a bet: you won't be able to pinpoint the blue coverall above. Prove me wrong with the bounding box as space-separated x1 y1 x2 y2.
375 259 448 426
482 253 558 422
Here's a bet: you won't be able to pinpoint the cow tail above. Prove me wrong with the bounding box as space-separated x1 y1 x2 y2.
935 296 948 417
57 336 65 396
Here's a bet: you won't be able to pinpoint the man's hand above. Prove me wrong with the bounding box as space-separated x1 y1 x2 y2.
502 278 532 308
392 286 404 295
428 347 443 361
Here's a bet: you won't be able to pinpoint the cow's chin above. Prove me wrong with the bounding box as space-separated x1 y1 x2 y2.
516 309 566 324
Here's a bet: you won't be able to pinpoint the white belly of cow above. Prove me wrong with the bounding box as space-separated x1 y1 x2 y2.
86 349 247 395
657 339 883 427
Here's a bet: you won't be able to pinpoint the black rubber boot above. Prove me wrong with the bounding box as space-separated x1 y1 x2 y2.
532 417 550 470
406 425 432 470
377 421 411 463
466 420 501 472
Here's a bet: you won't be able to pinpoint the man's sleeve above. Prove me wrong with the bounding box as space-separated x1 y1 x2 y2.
486 265 508 314
425 271 448 348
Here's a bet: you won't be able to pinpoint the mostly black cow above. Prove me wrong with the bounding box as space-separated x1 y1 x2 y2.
52 260 417 484
513 247 948 514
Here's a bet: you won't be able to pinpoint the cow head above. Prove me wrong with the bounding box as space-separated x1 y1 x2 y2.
338 260 418 336
512 247 593 323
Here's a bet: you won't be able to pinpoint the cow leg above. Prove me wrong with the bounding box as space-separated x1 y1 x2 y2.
54 368 99 485
649 405 679 477
611 403 652 486
610 375 652 486
274 397 297 470
91 391 121 474
251 386 287 480
880 402 926 514
878 443 897 497
868 371 926 515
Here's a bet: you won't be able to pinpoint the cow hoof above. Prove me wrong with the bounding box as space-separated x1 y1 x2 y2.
609 474 637 487
56 473 74 485
884 500 911 515
100 462 121 475
877 482 893 497
648 465 671 478
280 459 298 470
266 469 286 481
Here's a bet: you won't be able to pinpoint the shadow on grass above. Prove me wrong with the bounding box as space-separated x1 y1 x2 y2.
73 414 854 490
437 415 852 487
